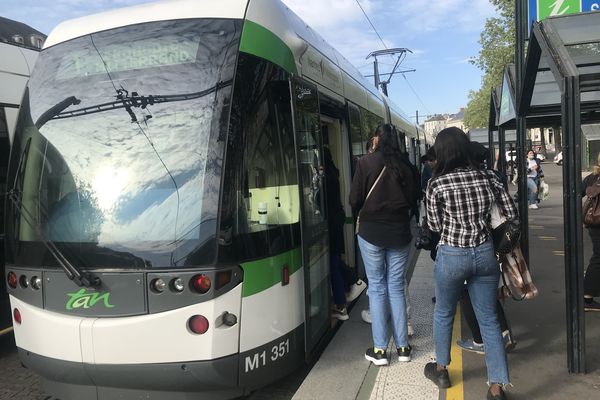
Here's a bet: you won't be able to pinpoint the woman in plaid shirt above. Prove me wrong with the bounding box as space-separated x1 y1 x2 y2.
423 127 518 400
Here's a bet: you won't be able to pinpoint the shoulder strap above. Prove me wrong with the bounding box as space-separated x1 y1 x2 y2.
364 166 386 205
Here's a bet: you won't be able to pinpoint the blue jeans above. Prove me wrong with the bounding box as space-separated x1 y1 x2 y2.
434 240 509 385
358 235 410 349
527 177 538 205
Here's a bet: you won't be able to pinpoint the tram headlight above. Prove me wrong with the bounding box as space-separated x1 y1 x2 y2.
7 272 18 289
31 276 42 290
188 315 209 334
151 278 167 293
171 278 185 292
19 275 29 289
191 274 211 294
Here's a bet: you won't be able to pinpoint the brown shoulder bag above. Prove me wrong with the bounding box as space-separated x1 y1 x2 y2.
583 177 600 227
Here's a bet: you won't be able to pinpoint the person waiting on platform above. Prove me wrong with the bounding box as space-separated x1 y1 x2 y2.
424 128 517 400
526 149 543 209
582 153 600 312
350 124 416 366
456 142 517 354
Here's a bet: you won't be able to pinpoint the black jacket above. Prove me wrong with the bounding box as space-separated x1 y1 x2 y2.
349 151 413 225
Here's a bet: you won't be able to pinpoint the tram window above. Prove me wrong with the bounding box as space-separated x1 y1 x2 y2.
348 103 364 170
360 107 384 142
219 55 300 261
5 19 242 268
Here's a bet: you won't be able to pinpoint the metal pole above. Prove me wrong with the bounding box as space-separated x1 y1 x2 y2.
488 91 498 171
373 57 380 90
498 126 507 176
381 82 388 96
515 0 529 261
562 75 586 373
416 110 422 160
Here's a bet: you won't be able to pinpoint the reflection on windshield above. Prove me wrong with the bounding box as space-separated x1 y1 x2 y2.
6 19 241 268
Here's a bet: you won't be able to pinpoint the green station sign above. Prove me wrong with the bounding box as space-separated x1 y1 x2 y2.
532 0 600 22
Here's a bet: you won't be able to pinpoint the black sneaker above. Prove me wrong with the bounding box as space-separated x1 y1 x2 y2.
397 345 412 362
365 347 388 366
424 362 451 388
584 300 600 312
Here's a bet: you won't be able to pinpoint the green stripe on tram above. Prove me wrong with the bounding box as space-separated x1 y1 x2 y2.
240 20 298 75
240 248 303 297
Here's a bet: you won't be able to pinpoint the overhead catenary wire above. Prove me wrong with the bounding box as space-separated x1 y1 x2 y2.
353 0 388 52
401 73 432 116
353 0 432 115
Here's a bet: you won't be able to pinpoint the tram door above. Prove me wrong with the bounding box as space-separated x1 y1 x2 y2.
290 78 330 355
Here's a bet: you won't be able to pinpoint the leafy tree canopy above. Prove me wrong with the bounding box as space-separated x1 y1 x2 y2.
464 0 515 129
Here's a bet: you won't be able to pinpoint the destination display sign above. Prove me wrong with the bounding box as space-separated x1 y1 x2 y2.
56 38 200 80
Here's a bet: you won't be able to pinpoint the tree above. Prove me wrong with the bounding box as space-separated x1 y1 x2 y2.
464 0 515 129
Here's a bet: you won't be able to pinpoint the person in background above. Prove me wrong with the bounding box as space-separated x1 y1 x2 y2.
424 128 517 400
350 124 416 366
582 153 600 312
421 147 436 193
526 149 543 209
322 147 351 321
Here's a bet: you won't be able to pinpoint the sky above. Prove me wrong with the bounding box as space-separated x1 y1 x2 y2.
0 0 498 121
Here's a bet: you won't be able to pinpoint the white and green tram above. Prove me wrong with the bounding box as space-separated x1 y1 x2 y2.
4 0 422 398
1 35 42 337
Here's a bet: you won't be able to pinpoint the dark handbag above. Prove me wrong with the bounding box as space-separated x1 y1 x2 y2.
492 220 521 255
487 172 520 254
415 224 434 250
415 217 440 251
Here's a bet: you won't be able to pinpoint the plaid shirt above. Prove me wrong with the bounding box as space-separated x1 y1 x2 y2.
426 168 518 248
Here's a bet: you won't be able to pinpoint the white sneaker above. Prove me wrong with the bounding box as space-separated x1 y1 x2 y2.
346 279 367 302
407 321 414 337
361 309 371 324
528 204 539 209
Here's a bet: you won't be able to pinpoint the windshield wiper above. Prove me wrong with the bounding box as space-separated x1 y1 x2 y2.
35 96 81 129
6 189 100 288
45 80 232 123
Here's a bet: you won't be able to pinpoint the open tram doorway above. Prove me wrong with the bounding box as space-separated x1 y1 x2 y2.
319 113 357 275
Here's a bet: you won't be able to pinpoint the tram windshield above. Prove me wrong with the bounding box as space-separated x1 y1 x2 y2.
5 19 241 269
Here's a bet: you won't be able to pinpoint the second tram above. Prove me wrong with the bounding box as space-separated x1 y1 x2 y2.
1 36 42 337
4 0 424 398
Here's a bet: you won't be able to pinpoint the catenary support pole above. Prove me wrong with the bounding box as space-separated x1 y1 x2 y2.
562 75 586 373
515 0 529 261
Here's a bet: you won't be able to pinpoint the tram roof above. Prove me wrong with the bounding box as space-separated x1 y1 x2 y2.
42 0 415 131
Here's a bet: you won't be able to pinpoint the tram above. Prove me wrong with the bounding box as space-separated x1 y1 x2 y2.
4 0 423 398
1 37 42 337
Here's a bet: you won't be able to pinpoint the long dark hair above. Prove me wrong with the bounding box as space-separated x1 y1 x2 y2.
432 127 478 177
375 124 404 178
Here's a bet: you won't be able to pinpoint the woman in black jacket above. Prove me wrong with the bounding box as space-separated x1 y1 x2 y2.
350 124 416 366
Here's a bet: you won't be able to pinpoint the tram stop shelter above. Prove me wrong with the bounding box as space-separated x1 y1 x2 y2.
489 11 600 374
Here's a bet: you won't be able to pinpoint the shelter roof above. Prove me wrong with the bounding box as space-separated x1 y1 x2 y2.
516 12 600 126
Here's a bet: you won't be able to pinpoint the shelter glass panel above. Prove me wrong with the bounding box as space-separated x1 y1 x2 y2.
549 13 600 45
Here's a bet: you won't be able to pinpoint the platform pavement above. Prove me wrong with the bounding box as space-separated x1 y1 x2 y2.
293 163 600 400
292 249 442 400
